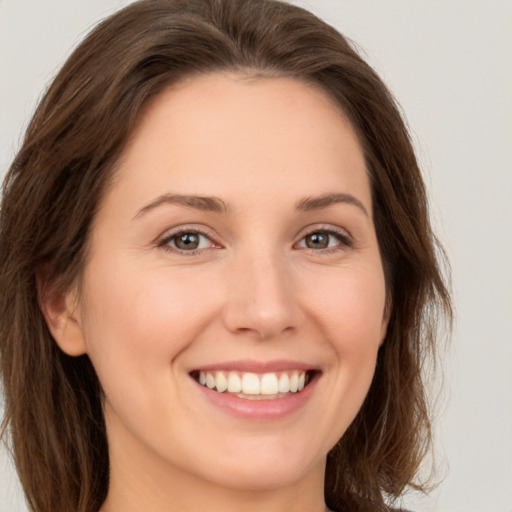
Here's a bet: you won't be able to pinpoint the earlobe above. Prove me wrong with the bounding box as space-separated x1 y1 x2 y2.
38 279 87 357
379 300 392 347
379 319 389 347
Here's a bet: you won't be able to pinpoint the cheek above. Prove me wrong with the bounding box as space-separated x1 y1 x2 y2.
78 262 219 392
305 264 387 349
302 264 386 430
333 275 386 385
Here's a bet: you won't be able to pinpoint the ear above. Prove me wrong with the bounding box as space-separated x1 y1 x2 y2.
38 278 87 357
379 298 392 347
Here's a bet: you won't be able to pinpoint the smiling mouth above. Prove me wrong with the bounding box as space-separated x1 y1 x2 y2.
190 369 317 400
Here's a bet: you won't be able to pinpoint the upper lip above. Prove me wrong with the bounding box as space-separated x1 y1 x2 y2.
190 359 320 373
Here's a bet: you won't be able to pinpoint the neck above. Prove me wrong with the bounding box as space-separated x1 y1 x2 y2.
99 402 331 512
101 434 328 512
101 467 329 512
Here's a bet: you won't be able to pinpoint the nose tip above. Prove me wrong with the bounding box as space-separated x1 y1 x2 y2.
221 255 301 340
232 300 295 340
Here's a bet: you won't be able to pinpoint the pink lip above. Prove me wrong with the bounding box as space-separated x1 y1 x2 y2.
191 359 318 373
191 367 321 421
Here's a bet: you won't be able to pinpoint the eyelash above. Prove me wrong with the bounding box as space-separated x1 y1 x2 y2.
295 226 354 254
157 225 353 255
158 228 219 255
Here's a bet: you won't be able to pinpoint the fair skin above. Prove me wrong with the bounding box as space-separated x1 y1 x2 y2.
44 73 388 512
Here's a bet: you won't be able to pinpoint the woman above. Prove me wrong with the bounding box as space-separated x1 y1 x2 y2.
0 1 452 511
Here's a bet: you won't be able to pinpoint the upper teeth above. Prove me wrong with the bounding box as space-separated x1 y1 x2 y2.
198 370 307 395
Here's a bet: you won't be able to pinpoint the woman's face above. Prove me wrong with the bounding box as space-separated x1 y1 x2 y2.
62 73 388 493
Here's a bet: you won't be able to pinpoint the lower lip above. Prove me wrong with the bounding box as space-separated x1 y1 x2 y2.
192 373 319 420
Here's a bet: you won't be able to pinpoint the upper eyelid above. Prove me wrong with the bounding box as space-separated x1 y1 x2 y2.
156 223 353 249
295 223 353 240
158 224 218 241
293 225 355 252
157 226 222 251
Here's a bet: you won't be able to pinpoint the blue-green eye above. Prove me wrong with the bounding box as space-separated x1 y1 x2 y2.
297 230 351 251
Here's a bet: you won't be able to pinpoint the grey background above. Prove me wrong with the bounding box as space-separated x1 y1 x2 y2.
1 1 511 511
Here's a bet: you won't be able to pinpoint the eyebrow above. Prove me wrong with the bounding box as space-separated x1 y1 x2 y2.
295 193 369 217
134 194 229 218
134 192 368 219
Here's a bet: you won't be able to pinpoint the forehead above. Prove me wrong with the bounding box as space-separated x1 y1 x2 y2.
106 72 370 215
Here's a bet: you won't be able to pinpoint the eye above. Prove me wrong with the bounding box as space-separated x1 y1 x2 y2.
159 230 217 253
296 229 352 252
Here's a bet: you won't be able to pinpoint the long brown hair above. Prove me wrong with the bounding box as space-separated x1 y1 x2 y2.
0 1 452 511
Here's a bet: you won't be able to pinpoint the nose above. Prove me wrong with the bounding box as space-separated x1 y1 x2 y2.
221 248 302 340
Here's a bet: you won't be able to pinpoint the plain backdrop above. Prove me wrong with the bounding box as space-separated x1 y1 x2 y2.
1 1 511 511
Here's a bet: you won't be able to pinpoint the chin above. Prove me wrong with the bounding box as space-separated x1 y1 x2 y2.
192 439 326 492
210 461 319 492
